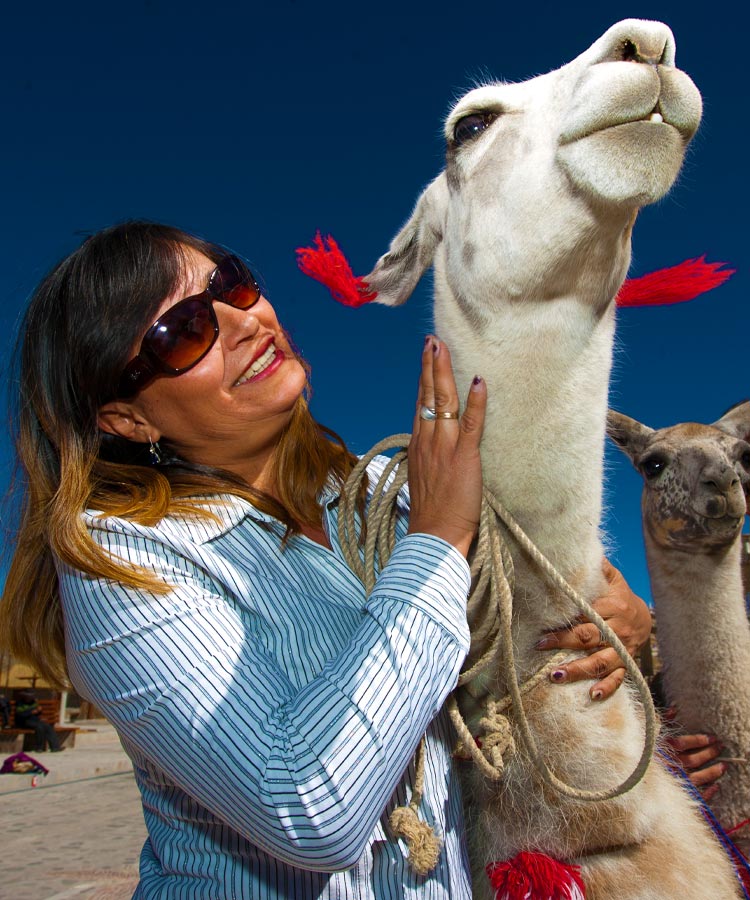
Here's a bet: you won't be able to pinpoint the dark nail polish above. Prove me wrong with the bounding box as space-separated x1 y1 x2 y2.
591 689 604 701
472 375 482 385
551 669 566 683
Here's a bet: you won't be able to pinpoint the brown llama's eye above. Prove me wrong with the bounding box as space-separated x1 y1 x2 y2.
641 455 668 479
740 450 750 471
453 112 496 147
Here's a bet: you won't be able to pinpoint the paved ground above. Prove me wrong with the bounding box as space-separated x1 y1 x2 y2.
1 722 146 900
2 769 146 900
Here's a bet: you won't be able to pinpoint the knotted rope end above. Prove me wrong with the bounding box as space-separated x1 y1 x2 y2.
478 701 516 776
389 805 442 876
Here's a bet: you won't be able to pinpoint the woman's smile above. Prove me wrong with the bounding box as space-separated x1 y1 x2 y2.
234 338 286 386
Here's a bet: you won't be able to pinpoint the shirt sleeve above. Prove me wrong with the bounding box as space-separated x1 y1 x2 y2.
59 522 470 871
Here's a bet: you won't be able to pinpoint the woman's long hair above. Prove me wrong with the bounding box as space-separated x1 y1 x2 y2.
0 222 360 688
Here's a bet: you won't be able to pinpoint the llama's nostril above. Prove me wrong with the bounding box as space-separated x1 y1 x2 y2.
702 475 740 494
619 37 664 66
621 39 639 61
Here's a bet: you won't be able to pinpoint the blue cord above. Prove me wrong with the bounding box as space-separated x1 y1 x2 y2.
659 750 750 899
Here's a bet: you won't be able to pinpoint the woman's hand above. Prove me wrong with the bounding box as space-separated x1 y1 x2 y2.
534 559 652 701
663 709 726 801
407 336 487 558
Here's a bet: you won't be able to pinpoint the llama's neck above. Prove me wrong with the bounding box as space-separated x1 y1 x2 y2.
437 294 615 588
646 532 750 736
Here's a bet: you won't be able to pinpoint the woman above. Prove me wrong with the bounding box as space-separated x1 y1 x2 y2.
1 221 652 898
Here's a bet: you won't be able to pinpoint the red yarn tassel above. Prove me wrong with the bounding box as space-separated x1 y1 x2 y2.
616 256 734 308
296 232 377 307
297 233 734 313
486 851 586 900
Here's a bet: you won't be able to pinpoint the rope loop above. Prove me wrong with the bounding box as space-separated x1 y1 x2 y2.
339 434 659 868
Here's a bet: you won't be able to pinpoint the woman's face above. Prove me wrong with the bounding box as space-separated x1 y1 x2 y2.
99 247 308 487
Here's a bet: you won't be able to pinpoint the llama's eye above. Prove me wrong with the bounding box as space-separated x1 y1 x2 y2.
641 455 668 479
740 450 750 471
453 113 496 146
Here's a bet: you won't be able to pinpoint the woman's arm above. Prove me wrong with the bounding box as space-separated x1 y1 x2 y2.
61 335 486 870
60 528 471 871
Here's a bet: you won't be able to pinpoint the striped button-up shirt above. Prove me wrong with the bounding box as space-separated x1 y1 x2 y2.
58 457 473 899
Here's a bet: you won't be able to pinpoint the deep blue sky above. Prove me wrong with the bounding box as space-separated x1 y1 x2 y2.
0 0 746 604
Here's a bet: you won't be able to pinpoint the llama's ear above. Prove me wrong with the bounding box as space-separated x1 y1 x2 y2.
712 400 750 443
606 410 654 462
364 174 448 307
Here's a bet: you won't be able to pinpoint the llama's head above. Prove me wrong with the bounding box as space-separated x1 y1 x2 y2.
365 20 702 319
607 403 750 553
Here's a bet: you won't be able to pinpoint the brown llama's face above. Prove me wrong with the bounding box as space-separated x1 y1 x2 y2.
634 424 750 553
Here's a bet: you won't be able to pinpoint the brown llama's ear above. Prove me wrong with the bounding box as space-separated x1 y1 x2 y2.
606 409 654 462
364 174 448 307
712 400 750 443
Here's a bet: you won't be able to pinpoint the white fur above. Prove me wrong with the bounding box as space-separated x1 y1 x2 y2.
365 20 741 899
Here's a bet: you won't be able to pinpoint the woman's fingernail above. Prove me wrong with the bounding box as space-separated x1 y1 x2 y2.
432 339 440 356
550 669 567 683
591 689 604 701
471 375 483 390
425 335 433 347
534 637 552 650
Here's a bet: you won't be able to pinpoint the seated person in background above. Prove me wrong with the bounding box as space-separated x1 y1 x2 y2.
0 694 10 729
14 690 63 753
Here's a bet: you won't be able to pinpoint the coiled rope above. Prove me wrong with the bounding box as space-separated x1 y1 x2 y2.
339 435 659 871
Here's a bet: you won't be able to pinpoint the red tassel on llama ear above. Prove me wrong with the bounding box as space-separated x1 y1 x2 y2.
616 256 735 308
486 851 586 900
297 236 734 311
296 232 377 307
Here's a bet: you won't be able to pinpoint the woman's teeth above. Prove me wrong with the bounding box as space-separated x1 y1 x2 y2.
236 343 277 384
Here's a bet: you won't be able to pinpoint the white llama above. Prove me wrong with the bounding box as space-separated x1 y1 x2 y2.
358 18 741 900
608 402 750 854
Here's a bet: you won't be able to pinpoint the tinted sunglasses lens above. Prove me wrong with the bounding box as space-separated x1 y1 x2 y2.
146 298 217 372
211 257 260 309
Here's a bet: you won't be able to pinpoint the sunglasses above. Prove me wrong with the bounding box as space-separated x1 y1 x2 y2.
116 255 261 399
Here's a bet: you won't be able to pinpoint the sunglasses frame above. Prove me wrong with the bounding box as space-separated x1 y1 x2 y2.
116 255 261 400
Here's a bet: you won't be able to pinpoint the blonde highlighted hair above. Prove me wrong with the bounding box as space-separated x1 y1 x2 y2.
0 222 361 687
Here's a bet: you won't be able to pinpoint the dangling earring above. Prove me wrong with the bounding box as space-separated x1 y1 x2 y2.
148 437 162 465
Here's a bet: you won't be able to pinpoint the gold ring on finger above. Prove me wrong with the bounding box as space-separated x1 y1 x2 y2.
435 410 460 420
